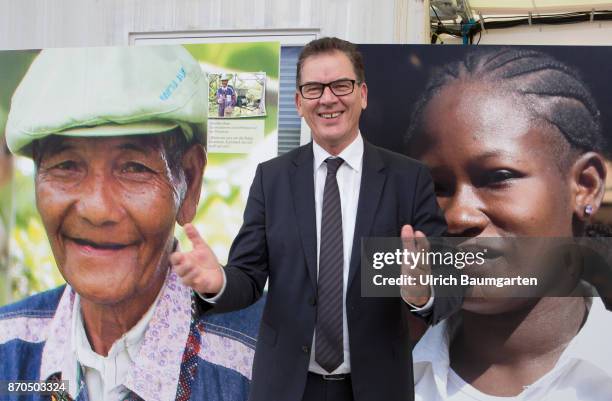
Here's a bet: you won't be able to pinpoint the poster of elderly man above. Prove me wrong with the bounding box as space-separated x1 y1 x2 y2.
0 43 282 401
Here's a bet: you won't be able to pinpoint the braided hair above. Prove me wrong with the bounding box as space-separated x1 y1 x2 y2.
405 48 606 164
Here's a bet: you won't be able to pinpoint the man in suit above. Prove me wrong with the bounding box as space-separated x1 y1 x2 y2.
172 37 462 401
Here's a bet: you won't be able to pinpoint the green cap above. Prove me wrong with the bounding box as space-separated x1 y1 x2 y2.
6 45 207 156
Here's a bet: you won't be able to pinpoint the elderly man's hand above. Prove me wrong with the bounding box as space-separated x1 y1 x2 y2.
399 225 431 307
170 224 225 296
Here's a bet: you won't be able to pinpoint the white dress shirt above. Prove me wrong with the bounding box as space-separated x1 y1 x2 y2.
413 297 612 401
308 133 364 375
67 292 160 401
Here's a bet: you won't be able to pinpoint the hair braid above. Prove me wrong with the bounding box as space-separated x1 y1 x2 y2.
405 48 605 159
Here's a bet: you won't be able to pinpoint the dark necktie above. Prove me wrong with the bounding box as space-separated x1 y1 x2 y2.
315 157 345 373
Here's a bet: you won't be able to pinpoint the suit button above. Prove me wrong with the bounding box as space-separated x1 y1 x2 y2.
308 296 316 306
302 345 310 354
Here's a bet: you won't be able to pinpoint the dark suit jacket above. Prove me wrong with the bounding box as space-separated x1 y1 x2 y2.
214 141 462 401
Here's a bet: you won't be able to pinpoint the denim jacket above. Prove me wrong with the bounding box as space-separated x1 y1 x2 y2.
0 271 264 401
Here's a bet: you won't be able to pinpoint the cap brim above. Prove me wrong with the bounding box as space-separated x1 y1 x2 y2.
13 121 184 158
58 121 179 138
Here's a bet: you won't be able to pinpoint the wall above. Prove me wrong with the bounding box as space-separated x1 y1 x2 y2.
0 0 410 50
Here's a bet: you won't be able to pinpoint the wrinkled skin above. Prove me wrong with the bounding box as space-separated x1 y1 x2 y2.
35 134 205 355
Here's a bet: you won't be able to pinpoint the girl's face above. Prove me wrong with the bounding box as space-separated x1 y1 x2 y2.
412 81 580 312
413 81 575 239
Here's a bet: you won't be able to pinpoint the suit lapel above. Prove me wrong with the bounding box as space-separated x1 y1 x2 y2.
290 143 318 288
348 142 386 290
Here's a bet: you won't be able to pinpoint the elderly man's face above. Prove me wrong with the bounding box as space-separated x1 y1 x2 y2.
34 135 200 306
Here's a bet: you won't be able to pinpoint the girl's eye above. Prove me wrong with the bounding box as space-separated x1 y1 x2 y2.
483 169 518 186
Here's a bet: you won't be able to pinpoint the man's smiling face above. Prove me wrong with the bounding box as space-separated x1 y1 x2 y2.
35 135 181 306
295 50 367 154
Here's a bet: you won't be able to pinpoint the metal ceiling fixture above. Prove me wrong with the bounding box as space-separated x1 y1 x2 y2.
430 0 473 22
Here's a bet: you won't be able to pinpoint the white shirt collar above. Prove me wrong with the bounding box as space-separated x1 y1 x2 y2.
72 290 158 361
69 288 161 398
557 297 612 376
312 132 364 173
413 297 612 397
41 270 193 401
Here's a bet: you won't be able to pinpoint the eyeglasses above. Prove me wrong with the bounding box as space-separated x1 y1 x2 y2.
298 79 358 100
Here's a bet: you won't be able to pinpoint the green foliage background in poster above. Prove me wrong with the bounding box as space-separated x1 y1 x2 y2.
182 42 279 265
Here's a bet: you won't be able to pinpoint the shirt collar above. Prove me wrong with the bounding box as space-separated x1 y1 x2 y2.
413 317 453 396
73 290 158 358
557 297 612 377
41 269 193 401
312 132 364 173
40 286 78 395
413 297 612 394
413 319 450 365
70 284 161 396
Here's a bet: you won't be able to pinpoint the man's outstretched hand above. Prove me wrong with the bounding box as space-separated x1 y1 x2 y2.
400 225 431 307
170 223 225 296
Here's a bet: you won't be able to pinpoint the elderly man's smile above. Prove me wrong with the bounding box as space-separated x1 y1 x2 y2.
64 234 138 255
